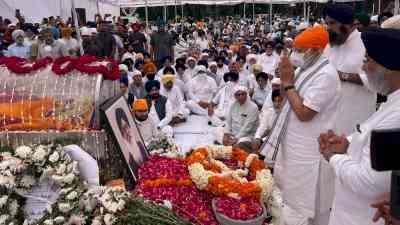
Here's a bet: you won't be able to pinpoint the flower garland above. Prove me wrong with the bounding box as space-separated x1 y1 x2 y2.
0 56 120 80
186 146 274 201
51 56 77 75
0 56 53 74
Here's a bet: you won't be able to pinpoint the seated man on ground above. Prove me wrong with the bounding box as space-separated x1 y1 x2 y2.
160 74 190 126
222 86 259 150
145 80 172 130
252 89 283 151
120 75 135 107
186 65 218 116
132 99 159 145
252 72 271 110
130 70 147 99
209 72 240 122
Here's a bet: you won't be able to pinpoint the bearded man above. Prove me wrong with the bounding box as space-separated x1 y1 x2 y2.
132 99 158 144
324 4 376 135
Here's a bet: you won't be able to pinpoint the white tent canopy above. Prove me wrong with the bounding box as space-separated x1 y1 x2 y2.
0 0 120 23
114 0 361 8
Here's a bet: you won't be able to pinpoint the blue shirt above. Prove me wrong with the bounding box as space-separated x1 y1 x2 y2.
5 43 31 59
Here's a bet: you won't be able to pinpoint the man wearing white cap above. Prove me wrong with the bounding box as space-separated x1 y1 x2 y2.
186 65 218 116
185 57 197 79
208 62 223 86
223 85 259 147
6 30 31 59
130 70 147 99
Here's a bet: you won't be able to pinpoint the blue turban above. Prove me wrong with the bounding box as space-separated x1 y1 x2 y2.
145 80 161 92
323 4 354 25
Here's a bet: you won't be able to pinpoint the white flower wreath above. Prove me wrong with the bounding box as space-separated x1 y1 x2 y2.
0 144 84 225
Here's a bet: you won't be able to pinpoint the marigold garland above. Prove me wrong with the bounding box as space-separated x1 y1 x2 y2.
143 178 193 187
186 146 274 201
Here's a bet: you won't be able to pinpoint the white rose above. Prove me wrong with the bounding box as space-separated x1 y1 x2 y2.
54 216 65 224
0 215 9 224
20 175 36 188
43 219 54 225
9 200 18 216
32 147 47 162
91 217 102 225
0 195 8 208
63 173 75 184
15 146 32 159
66 191 78 200
104 214 115 225
49 152 60 163
56 164 66 174
58 203 72 213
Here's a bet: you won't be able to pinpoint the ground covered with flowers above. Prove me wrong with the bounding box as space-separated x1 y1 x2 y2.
134 154 272 225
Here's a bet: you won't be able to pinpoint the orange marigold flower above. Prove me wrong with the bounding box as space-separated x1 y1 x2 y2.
232 148 249 162
185 148 209 165
249 159 266 176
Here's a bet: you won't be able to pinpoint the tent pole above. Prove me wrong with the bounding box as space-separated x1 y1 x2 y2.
97 0 101 15
145 0 149 32
181 0 184 21
378 0 381 14
252 0 255 22
164 0 167 23
395 0 399 15
303 0 306 22
269 0 272 31
244 1 246 19
174 0 177 23
372 3 374 15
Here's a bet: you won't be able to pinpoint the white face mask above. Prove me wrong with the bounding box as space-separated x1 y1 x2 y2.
290 51 305 68
366 67 391 95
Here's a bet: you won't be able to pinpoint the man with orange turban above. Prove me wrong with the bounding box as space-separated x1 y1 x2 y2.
259 26 341 225
132 99 158 144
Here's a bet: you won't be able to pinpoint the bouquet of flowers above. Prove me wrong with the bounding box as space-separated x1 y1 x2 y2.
147 133 181 158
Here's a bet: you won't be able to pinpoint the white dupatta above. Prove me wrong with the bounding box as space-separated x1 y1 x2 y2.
261 59 329 164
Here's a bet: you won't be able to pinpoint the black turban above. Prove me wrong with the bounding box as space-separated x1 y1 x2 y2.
145 80 161 92
323 4 354 25
361 28 400 71
223 72 239 83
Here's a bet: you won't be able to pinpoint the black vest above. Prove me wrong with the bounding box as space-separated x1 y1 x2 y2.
146 95 167 120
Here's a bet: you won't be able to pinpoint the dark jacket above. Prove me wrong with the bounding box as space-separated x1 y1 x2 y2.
146 95 167 120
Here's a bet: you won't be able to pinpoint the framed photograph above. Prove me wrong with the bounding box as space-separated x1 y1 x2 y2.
101 95 149 181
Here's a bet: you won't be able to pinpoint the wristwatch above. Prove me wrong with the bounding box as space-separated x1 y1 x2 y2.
341 73 350 81
284 85 295 92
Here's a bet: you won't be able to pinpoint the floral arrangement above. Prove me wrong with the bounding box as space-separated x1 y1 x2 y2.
0 144 194 225
135 155 218 225
0 144 83 225
214 196 263 221
186 146 274 201
0 56 120 80
146 133 181 158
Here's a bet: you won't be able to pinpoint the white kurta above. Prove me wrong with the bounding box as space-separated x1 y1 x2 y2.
212 83 237 119
160 85 190 118
259 53 280 76
326 29 376 135
328 89 400 225
254 107 277 139
274 58 341 224
224 99 259 140
136 118 159 144
188 74 218 102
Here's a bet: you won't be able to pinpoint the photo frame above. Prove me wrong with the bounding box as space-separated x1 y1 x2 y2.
101 95 149 181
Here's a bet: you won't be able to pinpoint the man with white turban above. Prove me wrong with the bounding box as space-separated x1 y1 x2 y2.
222 85 259 148
6 30 31 59
185 57 198 79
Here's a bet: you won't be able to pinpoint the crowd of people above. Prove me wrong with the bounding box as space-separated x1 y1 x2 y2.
1 3 400 225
